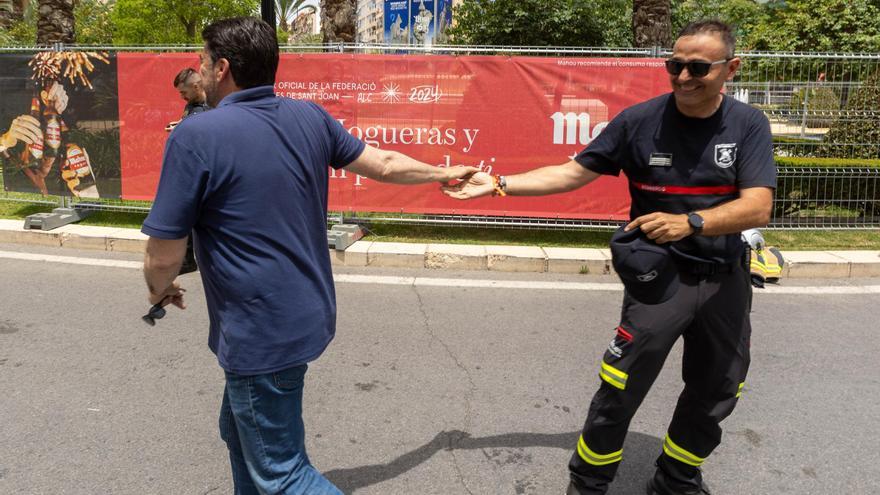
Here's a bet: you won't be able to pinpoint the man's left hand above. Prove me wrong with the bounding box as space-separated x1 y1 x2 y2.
626 212 693 244
149 280 186 308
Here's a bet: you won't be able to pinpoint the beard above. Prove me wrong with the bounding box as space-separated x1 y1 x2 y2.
203 77 221 108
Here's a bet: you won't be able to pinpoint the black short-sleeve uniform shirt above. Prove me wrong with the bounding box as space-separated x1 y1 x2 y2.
575 93 776 264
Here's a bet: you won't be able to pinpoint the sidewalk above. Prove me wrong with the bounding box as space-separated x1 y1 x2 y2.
2 218 878 278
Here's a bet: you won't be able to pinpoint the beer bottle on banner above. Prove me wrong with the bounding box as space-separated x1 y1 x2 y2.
44 107 63 160
20 94 44 165
61 144 100 198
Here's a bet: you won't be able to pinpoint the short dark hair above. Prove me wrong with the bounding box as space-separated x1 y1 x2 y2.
201 17 279 89
678 20 736 59
173 68 197 88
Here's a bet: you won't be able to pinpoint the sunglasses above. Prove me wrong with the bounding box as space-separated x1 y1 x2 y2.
665 58 731 78
142 296 169 326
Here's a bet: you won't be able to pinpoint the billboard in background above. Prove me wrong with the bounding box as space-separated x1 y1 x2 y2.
434 0 453 44
384 0 410 44
0 52 120 198
119 54 669 220
384 0 453 45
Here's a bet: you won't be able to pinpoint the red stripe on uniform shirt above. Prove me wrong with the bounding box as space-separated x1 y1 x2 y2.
631 181 738 195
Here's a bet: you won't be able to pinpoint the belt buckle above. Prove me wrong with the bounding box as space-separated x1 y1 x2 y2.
690 262 720 275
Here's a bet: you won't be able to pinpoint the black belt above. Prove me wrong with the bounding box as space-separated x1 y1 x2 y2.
681 261 736 275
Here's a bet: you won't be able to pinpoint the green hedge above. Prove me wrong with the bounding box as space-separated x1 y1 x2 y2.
772 136 817 145
774 157 880 220
775 156 880 168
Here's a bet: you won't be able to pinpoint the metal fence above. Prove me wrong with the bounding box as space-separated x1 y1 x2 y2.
2 44 879 229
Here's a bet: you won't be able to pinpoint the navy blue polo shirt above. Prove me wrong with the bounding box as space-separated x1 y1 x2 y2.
576 93 776 264
142 86 365 375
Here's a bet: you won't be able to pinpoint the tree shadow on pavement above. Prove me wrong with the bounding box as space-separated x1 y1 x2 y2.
324 429 662 494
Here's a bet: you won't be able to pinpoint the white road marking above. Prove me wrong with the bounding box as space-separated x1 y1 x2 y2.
332 274 880 295
3 250 879 295
0 250 142 269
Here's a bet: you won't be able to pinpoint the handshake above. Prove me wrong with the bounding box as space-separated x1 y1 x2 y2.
439 170 502 200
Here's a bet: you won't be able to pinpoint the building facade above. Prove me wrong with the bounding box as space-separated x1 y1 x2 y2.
356 0 384 44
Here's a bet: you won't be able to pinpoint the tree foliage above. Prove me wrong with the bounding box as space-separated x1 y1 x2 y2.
2 0 880 53
276 0 313 32
447 0 631 47
742 0 880 52
0 0 35 45
821 70 880 159
112 0 257 45
671 0 766 45
75 0 114 45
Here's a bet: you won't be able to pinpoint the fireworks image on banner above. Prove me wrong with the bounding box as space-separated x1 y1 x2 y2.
29 51 110 88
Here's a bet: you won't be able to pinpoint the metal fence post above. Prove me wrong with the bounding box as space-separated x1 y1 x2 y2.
800 83 809 138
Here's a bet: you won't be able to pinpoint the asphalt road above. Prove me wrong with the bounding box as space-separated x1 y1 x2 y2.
0 243 878 495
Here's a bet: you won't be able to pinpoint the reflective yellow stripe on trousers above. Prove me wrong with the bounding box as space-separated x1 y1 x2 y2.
662 434 706 467
599 361 628 390
577 435 623 466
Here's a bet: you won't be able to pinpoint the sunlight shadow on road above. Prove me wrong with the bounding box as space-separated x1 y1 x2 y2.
324 429 662 494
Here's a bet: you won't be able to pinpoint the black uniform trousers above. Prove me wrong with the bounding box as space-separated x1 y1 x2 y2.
569 257 752 494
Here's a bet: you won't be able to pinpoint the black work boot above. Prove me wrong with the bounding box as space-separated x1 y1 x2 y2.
567 480 608 495
645 469 711 495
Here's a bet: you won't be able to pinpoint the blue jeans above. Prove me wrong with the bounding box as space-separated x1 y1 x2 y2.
219 363 342 495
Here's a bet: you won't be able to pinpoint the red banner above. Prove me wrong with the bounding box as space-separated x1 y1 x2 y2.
118 54 669 219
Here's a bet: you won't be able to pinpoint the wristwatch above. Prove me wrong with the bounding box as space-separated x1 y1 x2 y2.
687 212 704 235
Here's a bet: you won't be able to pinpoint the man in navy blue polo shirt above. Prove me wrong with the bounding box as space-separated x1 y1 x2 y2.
141 17 477 495
444 20 775 495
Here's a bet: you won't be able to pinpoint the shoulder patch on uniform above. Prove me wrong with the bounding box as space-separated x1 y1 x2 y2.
714 143 737 169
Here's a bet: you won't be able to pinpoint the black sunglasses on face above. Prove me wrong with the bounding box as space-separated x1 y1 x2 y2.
665 58 731 78
142 297 168 326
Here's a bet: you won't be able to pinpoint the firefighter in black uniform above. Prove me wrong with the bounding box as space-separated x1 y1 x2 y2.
442 20 776 495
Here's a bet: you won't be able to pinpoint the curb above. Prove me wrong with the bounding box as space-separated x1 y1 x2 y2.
2 219 879 278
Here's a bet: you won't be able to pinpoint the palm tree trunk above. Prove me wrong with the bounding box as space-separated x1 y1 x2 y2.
37 0 75 44
632 0 672 49
0 0 16 30
320 0 356 43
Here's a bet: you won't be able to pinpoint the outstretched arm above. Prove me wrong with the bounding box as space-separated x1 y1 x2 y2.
345 145 479 184
441 159 602 199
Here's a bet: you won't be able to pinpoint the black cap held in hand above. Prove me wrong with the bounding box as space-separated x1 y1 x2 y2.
610 226 680 305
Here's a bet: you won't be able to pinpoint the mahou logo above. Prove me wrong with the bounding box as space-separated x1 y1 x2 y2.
550 111 608 146
409 85 442 103
65 145 88 172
